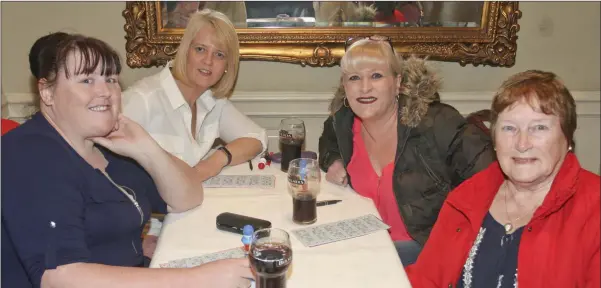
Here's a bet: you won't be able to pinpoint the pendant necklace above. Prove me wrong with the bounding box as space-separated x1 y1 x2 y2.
503 182 538 234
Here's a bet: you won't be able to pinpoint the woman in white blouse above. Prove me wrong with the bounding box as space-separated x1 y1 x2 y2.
123 9 267 181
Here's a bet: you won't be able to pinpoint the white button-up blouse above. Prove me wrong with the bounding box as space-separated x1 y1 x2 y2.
122 64 268 167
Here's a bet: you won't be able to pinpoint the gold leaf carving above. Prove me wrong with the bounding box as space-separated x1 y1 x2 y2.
123 2 521 68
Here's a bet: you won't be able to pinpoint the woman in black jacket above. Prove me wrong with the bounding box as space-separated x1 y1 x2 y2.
318 36 494 266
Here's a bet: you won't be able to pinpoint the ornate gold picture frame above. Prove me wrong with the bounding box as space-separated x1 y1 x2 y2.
123 1 521 68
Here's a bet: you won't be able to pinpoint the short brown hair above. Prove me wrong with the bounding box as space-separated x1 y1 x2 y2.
172 9 239 99
490 70 577 148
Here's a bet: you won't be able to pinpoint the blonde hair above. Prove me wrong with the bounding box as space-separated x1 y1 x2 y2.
330 38 402 113
341 39 402 76
172 9 240 99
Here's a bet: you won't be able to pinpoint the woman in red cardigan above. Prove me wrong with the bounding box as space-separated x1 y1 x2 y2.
406 70 600 288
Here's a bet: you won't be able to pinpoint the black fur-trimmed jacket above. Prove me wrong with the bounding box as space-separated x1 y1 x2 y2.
318 57 495 246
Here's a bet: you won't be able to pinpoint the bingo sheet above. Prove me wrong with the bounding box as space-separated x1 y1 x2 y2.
203 175 276 189
291 214 391 247
158 247 254 287
158 247 247 268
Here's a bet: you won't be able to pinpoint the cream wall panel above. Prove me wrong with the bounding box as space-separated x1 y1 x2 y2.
1 2 599 94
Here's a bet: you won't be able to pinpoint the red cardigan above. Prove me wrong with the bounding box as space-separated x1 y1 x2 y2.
406 153 600 288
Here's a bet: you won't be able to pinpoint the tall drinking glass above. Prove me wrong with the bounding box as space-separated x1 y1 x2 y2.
249 228 293 288
279 118 305 172
287 158 321 225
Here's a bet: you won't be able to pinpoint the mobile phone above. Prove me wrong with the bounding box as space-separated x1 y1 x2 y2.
216 212 272 234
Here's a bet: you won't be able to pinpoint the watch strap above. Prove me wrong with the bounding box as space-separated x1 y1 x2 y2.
217 146 232 166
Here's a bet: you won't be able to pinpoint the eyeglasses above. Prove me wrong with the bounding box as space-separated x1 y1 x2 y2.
344 35 394 52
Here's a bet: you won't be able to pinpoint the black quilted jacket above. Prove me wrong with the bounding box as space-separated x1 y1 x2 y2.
318 57 495 245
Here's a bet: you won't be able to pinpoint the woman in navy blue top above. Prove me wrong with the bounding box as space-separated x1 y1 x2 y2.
456 212 523 287
1 33 252 288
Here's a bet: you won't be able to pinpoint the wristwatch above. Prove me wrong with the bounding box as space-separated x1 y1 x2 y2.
217 146 232 167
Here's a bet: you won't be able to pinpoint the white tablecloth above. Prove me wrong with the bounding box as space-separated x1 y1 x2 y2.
150 161 412 288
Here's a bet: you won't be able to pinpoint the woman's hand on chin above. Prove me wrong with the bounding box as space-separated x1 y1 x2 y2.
90 114 159 160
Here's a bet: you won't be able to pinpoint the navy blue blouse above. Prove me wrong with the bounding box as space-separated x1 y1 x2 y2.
457 212 523 288
1 113 167 287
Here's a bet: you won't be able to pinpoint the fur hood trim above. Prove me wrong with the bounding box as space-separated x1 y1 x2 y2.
398 56 442 127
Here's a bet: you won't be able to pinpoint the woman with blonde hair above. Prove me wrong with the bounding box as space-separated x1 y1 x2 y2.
406 70 600 287
318 36 494 266
123 9 267 181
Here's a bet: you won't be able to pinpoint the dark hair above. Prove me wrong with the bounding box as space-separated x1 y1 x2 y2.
29 32 122 87
29 32 70 79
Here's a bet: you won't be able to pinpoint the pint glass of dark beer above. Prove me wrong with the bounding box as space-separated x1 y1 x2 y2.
287 158 321 225
249 228 293 288
279 118 305 172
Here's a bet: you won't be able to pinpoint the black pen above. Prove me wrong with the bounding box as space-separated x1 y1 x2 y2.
316 200 342 207
248 160 253 171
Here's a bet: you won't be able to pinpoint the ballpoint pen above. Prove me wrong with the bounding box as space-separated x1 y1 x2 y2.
316 200 342 207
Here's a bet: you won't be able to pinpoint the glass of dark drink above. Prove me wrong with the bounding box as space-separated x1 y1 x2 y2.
287 158 321 225
249 228 293 288
279 118 305 172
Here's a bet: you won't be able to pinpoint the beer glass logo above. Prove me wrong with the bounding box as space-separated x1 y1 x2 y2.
251 250 291 267
288 175 305 185
275 257 291 267
279 130 293 139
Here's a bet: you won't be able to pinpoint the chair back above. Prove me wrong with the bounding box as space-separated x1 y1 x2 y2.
466 109 492 136
2 118 20 135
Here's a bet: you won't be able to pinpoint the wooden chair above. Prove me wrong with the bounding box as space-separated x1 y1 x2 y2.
466 109 492 136
1 118 20 135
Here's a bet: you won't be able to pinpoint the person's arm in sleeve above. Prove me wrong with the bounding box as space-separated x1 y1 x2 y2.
585 226 600 288
196 100 266 177
585 189 600 288
318 116 342 173
405 200 457 288
2 136 92 287
432 104 495 187
3 137 251 288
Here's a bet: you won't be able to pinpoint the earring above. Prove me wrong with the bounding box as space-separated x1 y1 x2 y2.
396 94 400 102
343 97 350 108
568 146 573 151
224 70 228 73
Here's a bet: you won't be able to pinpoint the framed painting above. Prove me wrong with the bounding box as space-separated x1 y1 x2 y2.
123 1 521 68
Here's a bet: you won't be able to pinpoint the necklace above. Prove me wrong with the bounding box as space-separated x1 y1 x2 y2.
360 108 398 143
503 182 538 233
42 112 143 225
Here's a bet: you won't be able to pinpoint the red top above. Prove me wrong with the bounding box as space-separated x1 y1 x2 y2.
347 117 411 241
406 153 600 288
1 118 20 136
